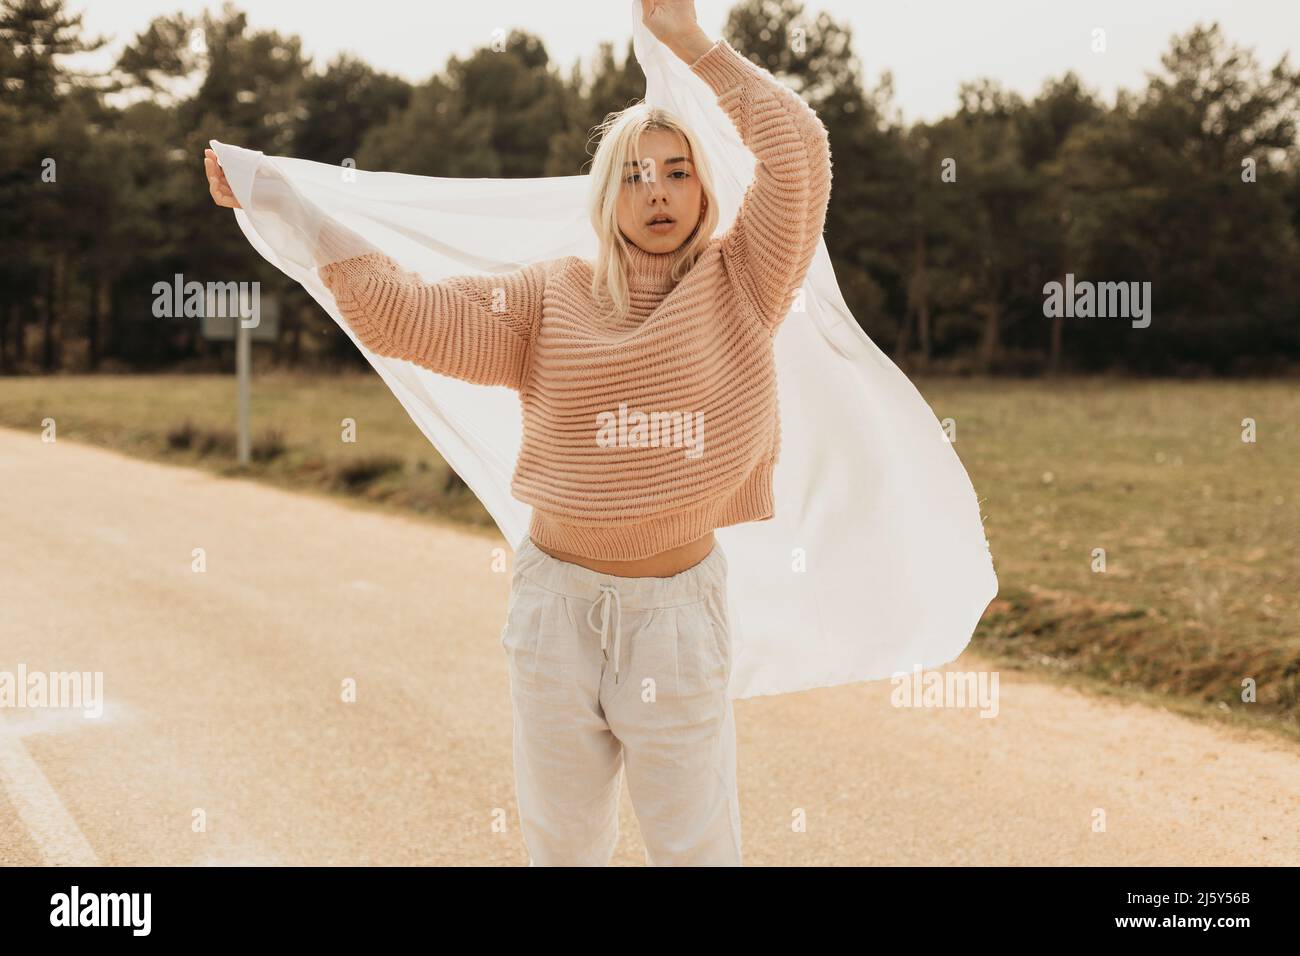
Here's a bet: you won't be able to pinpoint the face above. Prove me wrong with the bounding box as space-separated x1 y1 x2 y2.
616 128 705 254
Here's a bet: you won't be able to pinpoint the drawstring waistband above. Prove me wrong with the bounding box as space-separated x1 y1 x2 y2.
512 535 728 687
587 584 624 683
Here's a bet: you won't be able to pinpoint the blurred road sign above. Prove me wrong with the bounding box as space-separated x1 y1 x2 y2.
201 289 280 342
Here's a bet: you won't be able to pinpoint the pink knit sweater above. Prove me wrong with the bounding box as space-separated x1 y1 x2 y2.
314 38 833 560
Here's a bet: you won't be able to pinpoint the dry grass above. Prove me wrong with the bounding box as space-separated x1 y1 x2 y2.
0 369 492 530
921 376 1299 741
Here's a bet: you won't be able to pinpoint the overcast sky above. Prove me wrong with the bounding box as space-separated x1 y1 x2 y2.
75 0 1297 124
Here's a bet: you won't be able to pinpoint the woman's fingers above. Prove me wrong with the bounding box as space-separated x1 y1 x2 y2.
203 155 224 203
203 149 241 208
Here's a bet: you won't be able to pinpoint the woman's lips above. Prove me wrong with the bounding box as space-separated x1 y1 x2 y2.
647 219 675 234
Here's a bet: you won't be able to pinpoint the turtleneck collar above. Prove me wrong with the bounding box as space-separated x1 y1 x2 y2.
623 240 679 294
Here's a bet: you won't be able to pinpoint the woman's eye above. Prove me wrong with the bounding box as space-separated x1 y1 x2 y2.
624 169 687 185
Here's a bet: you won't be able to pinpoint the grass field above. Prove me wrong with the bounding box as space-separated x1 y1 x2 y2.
0 370 496 531
3 372 1296 741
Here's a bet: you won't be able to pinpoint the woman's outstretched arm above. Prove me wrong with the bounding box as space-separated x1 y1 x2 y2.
646 2 834 331
204 148 557 391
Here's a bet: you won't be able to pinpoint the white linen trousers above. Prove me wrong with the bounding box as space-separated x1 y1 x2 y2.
500 534 741 866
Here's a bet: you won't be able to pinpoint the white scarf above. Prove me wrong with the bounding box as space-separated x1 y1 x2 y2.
210 1 998 700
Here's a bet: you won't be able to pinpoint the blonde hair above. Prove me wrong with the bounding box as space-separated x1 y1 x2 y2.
586 102 720 323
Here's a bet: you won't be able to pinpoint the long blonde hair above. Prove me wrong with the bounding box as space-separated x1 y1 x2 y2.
587 102 721 323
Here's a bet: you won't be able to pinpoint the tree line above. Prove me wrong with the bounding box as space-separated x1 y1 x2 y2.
1 0 1297 377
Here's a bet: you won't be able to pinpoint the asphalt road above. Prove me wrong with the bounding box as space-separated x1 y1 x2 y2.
1 426 1296 865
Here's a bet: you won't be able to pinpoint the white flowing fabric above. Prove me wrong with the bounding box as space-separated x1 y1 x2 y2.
210 1 997 700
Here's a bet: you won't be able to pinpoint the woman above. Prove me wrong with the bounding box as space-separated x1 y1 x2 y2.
205 0 831 866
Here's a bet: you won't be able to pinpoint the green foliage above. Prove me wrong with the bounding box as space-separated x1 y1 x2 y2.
0 1 1297 376
1053 23 1300 372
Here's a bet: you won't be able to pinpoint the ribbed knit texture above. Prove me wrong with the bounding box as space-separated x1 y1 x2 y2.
316 38 833 561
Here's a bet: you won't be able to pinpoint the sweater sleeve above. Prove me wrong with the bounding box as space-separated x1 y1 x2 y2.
688 38 833 331
244 161 552 390
318 239 556 391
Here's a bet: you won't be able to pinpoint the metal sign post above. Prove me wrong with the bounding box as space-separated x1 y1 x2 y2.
201 289 279 468
236 316 250 465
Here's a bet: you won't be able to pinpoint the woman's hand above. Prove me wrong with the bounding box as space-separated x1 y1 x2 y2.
204 148 241 209
640 0 710 60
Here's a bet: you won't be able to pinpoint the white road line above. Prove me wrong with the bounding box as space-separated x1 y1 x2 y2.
2 706 276 866
0 737 100 865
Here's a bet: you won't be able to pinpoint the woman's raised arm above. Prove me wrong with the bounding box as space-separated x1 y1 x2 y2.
647 5 833 332
317 240 562 391
205 148 562 391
